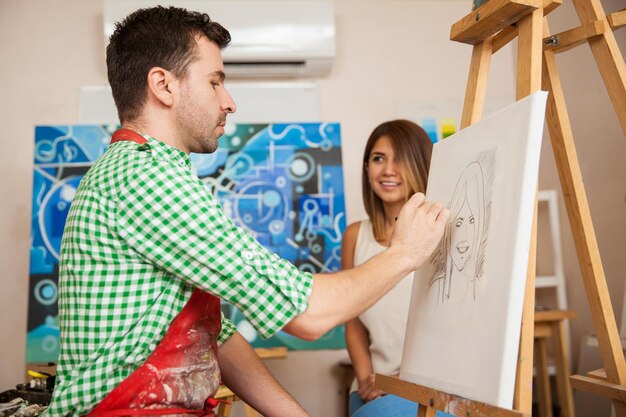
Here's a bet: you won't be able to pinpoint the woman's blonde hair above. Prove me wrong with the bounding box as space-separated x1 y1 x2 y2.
362 119 433 242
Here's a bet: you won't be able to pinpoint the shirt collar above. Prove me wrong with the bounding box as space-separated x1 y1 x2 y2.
142 134 192 170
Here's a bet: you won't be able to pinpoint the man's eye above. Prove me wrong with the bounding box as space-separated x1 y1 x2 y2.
211 82 220 88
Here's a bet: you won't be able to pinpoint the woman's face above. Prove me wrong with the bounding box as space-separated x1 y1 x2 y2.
366 136 408 206
449 194 475 271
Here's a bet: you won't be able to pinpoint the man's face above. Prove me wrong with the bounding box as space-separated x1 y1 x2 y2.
175 36 236 154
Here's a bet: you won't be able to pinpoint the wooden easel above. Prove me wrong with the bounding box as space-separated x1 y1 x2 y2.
376 0 626 416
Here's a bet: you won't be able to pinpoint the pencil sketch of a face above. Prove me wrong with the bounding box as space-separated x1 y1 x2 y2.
450 192 476 271
429 149 495 304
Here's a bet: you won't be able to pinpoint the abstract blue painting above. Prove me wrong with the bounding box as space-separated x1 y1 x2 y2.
28 123 346 363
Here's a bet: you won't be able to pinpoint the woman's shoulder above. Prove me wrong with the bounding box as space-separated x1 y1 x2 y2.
342 220 362 243
344 218 373 239
341 220 363 268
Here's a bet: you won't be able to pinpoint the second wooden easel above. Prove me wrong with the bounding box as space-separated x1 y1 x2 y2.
376 0 626 416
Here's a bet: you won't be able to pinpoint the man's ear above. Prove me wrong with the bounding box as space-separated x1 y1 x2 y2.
146 67 178 107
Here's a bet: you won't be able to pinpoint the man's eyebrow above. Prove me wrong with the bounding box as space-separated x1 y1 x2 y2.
211 71 226 82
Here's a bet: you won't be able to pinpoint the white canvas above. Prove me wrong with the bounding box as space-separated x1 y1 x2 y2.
400 91 548 408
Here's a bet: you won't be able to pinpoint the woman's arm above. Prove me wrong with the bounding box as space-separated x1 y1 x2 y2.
345 317 383 401
341 222 383 401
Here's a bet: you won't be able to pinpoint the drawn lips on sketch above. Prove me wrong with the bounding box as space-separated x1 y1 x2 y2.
453 240 471 271
456 241 470 254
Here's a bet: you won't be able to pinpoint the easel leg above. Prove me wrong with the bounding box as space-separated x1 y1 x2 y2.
512 7 543 413
535 337 553 417
461 37 493 128
516 8 543 98
514 197 538 413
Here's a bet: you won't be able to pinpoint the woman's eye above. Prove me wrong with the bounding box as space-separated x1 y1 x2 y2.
455 219 463 227
211 82 220 88
469 216 475 224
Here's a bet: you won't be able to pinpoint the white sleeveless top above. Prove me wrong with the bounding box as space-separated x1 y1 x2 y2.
349 219 414 393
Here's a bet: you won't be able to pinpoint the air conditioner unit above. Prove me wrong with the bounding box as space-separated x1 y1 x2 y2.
103 0 335 78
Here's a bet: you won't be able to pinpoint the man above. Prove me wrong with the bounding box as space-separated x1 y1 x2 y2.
45 6 449 417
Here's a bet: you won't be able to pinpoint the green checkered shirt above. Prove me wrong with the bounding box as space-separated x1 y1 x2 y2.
44 134 313 417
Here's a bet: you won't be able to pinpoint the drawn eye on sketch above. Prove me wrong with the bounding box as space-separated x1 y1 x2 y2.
428 148 495 304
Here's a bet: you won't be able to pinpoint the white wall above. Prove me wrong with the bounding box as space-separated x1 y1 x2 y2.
0 0 108 387
1 1 625 417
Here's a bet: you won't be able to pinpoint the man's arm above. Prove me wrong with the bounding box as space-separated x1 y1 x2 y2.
218 332 309 417
284 193 449 340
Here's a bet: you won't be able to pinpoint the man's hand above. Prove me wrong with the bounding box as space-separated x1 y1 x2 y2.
390 193 449 271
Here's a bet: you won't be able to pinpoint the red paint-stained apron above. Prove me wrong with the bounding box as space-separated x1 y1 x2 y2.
87 129 223 417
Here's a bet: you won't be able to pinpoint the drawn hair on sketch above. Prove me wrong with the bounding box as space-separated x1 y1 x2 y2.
429 149 495 304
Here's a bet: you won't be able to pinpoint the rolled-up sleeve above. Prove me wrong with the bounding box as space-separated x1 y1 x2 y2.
116 159 314 339
219 314 236 345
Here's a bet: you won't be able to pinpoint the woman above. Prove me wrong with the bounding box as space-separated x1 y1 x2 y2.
342 119 432 416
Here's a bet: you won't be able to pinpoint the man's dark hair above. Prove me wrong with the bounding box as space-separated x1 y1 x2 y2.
106 6 231 123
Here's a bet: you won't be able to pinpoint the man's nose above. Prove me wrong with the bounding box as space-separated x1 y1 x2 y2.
221 89 237 114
